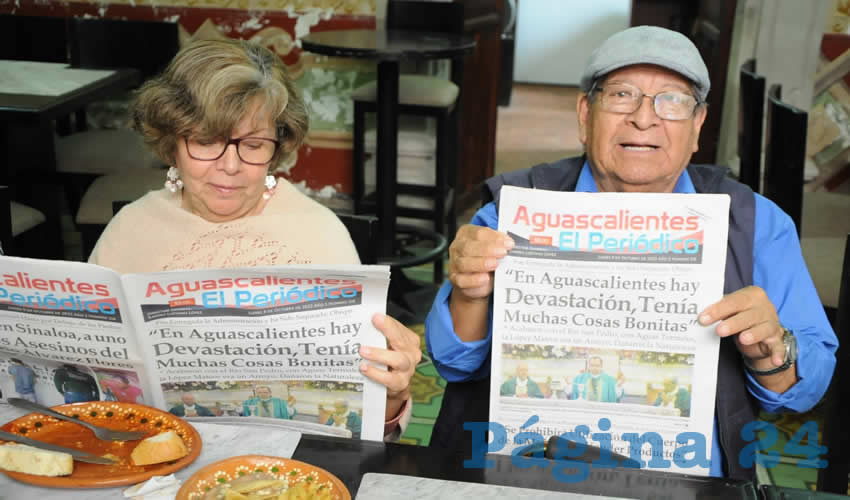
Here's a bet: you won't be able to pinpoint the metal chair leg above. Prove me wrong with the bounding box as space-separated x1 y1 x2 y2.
353 101 366 215
434 113 450 283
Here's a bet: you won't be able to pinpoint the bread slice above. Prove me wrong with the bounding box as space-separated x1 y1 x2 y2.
0 443 74 476
130 430 188 466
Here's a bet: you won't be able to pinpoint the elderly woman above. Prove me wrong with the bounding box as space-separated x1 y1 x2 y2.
89 39 418 438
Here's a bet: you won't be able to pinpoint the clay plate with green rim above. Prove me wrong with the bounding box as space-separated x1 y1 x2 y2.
0 401 201 488
177 455 351 500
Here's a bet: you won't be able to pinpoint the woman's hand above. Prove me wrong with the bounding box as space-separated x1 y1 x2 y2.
359 313 421 420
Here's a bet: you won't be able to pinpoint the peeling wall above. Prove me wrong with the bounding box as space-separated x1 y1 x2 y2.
4 0 377 15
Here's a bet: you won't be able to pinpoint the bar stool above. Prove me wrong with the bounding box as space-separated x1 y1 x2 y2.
350 0 465 283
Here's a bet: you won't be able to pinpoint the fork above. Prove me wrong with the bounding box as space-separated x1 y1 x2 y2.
7 398 148 441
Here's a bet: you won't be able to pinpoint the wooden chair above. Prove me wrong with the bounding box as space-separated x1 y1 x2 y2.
763 84 807 234
335 213 379 265
351 0 465 283
77 169 166 259
817 234 850 494
763 84 850 312
737 59 765 193
58 18 177 217
0 185 48 258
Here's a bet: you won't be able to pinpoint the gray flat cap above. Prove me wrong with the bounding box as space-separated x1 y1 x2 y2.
580 26 710 102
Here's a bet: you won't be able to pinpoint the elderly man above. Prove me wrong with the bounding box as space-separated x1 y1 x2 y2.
169 392 215 417
425 26 837 479
499 361 544 398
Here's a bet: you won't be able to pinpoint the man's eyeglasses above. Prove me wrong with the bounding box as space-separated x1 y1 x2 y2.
184 136 280 165
593 82 701 121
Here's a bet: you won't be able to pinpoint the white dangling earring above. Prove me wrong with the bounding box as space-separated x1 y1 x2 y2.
164 166 183 193
263 174 277 200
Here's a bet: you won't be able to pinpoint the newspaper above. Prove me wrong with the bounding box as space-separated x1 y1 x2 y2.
0 256 390 441
490 186 730 476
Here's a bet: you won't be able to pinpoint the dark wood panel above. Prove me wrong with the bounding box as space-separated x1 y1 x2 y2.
631 0 737 165
455 0 503 210
690 0 737 164
630 0 697 33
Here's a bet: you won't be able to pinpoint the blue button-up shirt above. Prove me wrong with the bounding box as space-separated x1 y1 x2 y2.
426 163 838 477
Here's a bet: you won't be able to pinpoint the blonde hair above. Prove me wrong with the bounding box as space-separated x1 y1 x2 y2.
132 39 308 169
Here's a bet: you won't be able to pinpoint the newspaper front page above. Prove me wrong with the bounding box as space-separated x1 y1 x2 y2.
0 257 390 441
491 186 730 476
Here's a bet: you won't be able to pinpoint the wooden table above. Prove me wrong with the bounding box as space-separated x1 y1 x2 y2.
0 400 761 500
0 60 139 258
292 434 758 499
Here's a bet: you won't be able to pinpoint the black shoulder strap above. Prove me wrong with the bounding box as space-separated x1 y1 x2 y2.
482 156 586 210
688 163 758 481
687 163 755 292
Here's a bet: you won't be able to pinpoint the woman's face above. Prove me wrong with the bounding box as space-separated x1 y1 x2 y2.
176 102 277 223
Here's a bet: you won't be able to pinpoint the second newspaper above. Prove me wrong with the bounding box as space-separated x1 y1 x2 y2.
0 258 390 441
491 186 730 476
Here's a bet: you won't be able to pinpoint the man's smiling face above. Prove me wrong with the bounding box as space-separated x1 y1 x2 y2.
577 64 707 193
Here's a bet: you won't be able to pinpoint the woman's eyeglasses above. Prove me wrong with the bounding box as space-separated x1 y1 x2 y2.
184 136 280 165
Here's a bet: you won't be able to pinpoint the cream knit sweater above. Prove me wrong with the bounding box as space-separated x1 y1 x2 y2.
89 179 359 273
89 180 413 439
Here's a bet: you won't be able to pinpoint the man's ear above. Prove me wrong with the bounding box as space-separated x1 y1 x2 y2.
577 93 591 146
690 105 708 153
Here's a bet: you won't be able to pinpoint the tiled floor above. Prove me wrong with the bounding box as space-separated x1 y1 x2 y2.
495 83 582 176
454 83 584 225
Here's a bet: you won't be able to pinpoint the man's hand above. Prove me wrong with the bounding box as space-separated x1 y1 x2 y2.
698 286 796 391
699 286 784 364
447 225 513 341
448 224 514 300
359 313 421 420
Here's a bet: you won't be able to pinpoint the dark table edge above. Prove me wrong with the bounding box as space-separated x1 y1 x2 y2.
300 29 476 61
0 67 140 119
292 434 759 500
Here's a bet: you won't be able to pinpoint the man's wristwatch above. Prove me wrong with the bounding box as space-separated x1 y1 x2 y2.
743 327 797 376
